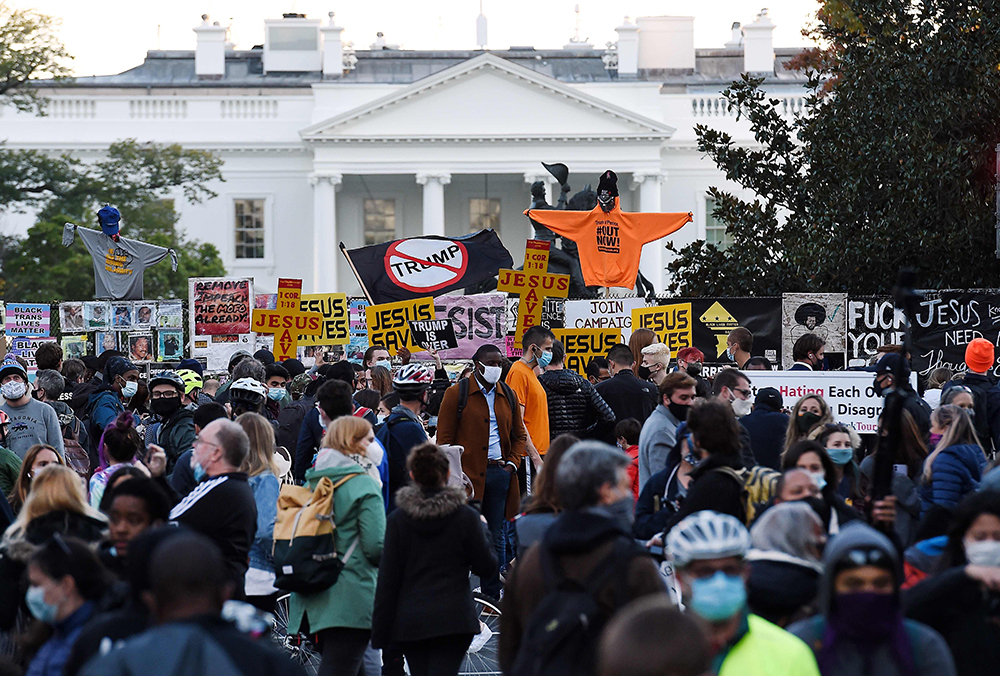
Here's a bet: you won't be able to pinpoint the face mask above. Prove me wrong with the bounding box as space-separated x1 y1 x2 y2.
873 379 892 397
688 571 747 622
1 381 26 401
318 411 328 431
150 397 181 418
600 496 635 531
376 413 387 425
636 365 652 380
192 460 207 483
668 402 690 422
686 363 702 377
375 359 391 371
966 408 977 420
928 432 943 448
796 411 822 434
807 471 827 491
826 446 854 466
480 364 502 385
120 380 138 399
536 349 553 369
965 539 1000 567
26 585 59 624
731 397 752 418
267 387 285 401
829 592 898 641
683 452 700 467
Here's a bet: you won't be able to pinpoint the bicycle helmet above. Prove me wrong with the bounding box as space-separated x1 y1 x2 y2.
229 377 267 409
149 371 185 394
666 510 751 568
392 364 433 399
177 369 204 395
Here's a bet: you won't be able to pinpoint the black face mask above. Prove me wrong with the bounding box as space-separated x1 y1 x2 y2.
150 397 182 418
668 402 691 421
686 363 702 377
636 365 652 380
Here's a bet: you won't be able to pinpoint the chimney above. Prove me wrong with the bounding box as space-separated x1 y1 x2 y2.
264 13 322 73
194 14 227 79
636 16 695 72
743 9 775 73
320 12 344 78
615 16 638 75
725 22 742 48
476 4 488 49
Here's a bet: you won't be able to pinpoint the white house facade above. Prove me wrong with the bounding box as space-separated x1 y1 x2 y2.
0 10 809 295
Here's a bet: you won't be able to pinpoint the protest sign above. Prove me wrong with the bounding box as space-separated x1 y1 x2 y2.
111 303 132 330
744 371 916 434
505 297 565 336
631 303 693 352
157 329 184 361
134 302 157 330
157 301 183 328
366 297 434 355
553 328 622 377
909 291 1000 378
5 304 49 337
409 319 459 351
846 297 905 368
96 331 118 356
297 293 349 346
251 279 324 361
59 303 85 334
83 302 111 331
127 333 153 362
189 278 253 336
408 293 507 360
498 240 570 346
689 298 781 366
781 293 848 368
61 335 88 360
9 336 57 381
347 298 370 361
563 298 647 342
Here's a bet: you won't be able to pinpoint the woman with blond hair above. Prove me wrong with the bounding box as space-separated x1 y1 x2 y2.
629 328 659 380
919 404 986 517
289 415 385 676
236 412 281 612
0 465 107 629
319 415 384 487
7 444 66 515
783 394 834 457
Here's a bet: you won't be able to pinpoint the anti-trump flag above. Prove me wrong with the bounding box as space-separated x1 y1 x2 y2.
343 230 514 305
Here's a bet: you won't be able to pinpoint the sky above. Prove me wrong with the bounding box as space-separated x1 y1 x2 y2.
30 0 820 78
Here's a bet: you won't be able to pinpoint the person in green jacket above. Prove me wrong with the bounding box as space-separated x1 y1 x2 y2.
288 415 385 676
666 510 821 676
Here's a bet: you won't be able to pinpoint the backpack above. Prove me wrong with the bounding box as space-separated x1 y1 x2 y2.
712 465 781 526
510 536 641 676
455 377 520 425
62 417 91 479
272 473 361 593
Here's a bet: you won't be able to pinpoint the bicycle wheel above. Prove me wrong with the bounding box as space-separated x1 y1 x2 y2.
459 597 502 675
271 593 323 675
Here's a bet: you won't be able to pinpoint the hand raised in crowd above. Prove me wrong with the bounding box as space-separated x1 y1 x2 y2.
869 495 897 526
397 346 411 365
966 564 1000 592
143 443 167 478
423 345 443 369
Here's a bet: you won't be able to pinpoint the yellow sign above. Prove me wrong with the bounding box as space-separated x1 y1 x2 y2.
251 279 324 360
366 297 435 355
631 303 693 353
699 301 739 358
553 328 622 377
497 240 570 347
297 293 349 346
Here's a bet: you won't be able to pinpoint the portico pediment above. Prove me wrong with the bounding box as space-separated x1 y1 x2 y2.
301 53 674 143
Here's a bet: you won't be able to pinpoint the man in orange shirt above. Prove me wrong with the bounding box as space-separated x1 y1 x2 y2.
505 326 552 473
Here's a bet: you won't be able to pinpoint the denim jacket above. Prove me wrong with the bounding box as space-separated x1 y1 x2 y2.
247 471 279 572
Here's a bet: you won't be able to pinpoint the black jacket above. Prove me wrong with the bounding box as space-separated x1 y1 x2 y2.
276 395 314 453
168 472 257 588
594 370 658 443
959 373 1000 454
747 556 820 627
661 452 745 536
740 407 788 471
371 485 496 647
632 464 681 540
901 390 932 439
538 368 615 440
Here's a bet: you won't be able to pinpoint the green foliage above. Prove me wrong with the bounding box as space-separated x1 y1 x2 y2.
0 3 71 114
666 0 1000 297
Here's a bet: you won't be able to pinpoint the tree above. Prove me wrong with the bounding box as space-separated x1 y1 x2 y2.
0 3 71 114
666 0 1000 297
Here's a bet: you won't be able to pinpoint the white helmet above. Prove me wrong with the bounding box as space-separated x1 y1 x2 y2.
666 510 750 568
230 377 267 399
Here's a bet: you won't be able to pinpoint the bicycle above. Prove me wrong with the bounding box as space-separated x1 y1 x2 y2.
271 593 322 675
459 596 502 675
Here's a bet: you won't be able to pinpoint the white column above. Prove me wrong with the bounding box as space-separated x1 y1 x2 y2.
416 172 451 236
310 172 342 293
633 172 665 293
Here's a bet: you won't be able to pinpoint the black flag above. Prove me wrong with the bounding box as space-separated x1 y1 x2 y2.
343 229 513 305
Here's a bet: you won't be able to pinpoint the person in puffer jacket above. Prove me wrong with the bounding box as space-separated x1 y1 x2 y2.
919 405 987 517
538 340 615 441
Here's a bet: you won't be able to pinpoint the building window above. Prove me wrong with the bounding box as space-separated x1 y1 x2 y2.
364 199 396 245
268 27 319 51
705 198 733 250
470 198 500 232
234 199 265 259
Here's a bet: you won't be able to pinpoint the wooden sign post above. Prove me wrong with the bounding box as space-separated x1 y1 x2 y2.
251 278 324 360
498 240 570 346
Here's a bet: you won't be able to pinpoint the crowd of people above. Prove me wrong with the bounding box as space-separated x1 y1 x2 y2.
0 325 998 676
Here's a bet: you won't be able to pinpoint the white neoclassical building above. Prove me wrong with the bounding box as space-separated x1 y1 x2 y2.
0 10 809 295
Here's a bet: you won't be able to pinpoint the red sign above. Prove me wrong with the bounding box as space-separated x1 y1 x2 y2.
192 278 251 336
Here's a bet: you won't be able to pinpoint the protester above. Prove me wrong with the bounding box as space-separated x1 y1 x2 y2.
176 368 204 408
34 369 89 459
919 405 986 516
790 334 826 371
859 410 926 546
773 469 822 505
596 343 659 444
85 357 140 457
322 416 384 488
89 412 144 508
264 363 291 420
499 441 664 674
506 325 554 469
538 340 615 440
638 343 672 388
629 328 659 378
0 359 64 459
784 395 835 457
958 338 1000 453
228 377 268 419
675 347 710 398
437 344 525 602
585 357 611 385
7 444 64 514
666 510 820 674
870 353 932 438
0 413 21 498
254 348 276 366
812 423 862 506
922 367 953 410
746 502 824 627
364 345 392 372
100 477 171 574
296 380 353 483
380 364 432 509
744 356 774 371
276 373 316 451
236 412 281 612
169 402 229 499
597 596 711 676
726 327 753 369
711 369 757 467
616 419 641 500
168 419 257 591
940 385 976 413
635 372 695 491
740 387 788 470
288 416 385 676
371 443 496 676
782 441 860 533
633 422 697 540
513 434 578 558
213 353 262 405
788 522 956 676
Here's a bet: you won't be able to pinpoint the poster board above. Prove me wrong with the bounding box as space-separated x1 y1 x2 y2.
188 277 254 371
365 297 435 355
781 293 848 369
553 328 622 377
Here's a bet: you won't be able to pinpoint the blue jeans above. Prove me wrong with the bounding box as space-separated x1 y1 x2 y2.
481 464 511 598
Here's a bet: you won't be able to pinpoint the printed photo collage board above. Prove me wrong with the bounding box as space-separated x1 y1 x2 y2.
59 300 185 363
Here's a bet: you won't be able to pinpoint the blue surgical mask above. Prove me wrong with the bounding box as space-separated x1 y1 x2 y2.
826 446 853 466
375 359 391 371
267 387 285 401
536 349 553 369
688 571 747 622
192 460 207 483
120 380 138 399
26 585 59 624
808 471 827 491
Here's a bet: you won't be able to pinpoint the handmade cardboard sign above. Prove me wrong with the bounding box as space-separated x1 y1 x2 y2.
366 297 435 355
553 328 622 377
409 319 459 351
251 279 323 360
497 240 570 346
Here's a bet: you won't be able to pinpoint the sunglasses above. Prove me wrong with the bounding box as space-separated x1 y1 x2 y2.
843 547 891 569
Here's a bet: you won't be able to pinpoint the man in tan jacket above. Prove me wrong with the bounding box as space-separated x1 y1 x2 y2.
437 344 526 601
